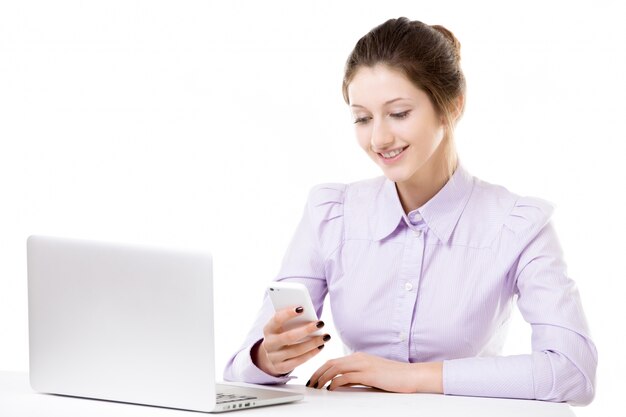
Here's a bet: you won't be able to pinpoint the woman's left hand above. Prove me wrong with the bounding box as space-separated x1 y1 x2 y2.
307 352 443 393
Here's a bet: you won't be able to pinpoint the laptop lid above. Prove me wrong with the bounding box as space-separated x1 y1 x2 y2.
27 235 218 412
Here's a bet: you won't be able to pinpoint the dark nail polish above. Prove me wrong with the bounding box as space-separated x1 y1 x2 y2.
313 382 318 389
306 379 310 387
327 385 330 391
295 306 304 314
318 345 324 350
323 334 331 342
316 321 325 328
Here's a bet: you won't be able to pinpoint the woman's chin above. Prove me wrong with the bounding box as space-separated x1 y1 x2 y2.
380 167 412 183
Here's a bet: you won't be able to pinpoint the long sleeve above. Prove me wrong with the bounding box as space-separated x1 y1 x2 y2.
442 196 597 405
223 183 346 384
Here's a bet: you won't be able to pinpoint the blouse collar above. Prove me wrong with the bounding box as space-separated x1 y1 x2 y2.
372 160 475 244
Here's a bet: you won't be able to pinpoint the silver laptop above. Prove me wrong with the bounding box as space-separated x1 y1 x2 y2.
27 235 303 412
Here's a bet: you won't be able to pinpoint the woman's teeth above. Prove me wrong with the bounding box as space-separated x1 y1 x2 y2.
381 147 406 159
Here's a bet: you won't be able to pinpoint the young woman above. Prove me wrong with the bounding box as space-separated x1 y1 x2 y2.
223 17 597 405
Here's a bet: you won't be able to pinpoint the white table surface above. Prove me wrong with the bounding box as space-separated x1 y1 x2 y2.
0 372 576 416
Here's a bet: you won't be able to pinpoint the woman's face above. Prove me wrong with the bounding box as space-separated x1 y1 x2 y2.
347 64 445 183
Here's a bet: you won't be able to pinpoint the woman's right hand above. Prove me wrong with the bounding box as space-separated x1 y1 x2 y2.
251 306 331 377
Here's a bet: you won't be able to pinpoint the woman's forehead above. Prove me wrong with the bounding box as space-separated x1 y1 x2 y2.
348 65 427 108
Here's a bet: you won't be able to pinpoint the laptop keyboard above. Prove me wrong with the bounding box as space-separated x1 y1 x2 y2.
216 392 258 404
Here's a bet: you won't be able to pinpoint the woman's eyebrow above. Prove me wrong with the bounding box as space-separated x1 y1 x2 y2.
350 97 411 108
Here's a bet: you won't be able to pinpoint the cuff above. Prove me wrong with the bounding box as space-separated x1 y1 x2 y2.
442 355 535 400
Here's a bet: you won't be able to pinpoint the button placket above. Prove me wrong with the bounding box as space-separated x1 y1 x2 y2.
391 226 426 361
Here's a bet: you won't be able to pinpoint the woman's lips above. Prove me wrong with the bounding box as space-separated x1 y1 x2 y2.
377 146 408 164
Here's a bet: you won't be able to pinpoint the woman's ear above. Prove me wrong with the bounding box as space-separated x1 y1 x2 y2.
453 94 464 121
442 95 464 126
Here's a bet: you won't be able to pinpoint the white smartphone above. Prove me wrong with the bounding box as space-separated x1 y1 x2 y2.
267 282 324 337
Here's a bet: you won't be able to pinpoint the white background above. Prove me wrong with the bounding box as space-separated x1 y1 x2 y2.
1 1 624 415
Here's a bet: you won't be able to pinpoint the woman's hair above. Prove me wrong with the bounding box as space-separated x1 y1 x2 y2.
342 17 466 178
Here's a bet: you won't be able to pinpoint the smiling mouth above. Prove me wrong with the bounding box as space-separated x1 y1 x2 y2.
378 146 408 159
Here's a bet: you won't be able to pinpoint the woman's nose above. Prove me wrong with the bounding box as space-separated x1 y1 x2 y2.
370 119 394 150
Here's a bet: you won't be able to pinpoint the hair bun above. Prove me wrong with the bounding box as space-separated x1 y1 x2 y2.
430 24 461 62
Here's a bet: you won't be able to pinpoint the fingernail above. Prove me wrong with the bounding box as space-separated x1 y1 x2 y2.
306 379 310 387
316 321 325 328
323 334 331 342
313 382 318 389
295 306 304 314
318 345 324 350
326 385 330 391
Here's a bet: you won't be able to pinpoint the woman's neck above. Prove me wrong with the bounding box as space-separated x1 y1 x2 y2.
395 147 458 214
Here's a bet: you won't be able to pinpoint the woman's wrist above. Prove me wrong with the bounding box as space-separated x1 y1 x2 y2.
409 361 443 394
251 339 289 378
251 339 273 375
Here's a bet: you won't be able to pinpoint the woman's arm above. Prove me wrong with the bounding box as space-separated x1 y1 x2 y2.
443 220 597 405
223 183 346 384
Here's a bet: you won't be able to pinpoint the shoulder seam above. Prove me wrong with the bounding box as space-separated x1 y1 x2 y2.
322 182 347 264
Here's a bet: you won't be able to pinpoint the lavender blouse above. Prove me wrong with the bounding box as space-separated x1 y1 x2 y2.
223 162 597 405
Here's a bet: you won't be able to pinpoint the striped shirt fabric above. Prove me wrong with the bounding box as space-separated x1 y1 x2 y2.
223 161 597 405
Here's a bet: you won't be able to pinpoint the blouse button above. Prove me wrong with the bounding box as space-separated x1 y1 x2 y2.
413 229 422 237
410 212 423 222
404 282 413 291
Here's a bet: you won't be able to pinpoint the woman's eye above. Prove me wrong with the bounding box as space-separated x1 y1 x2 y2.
391 111 410 119
353 111 409 124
